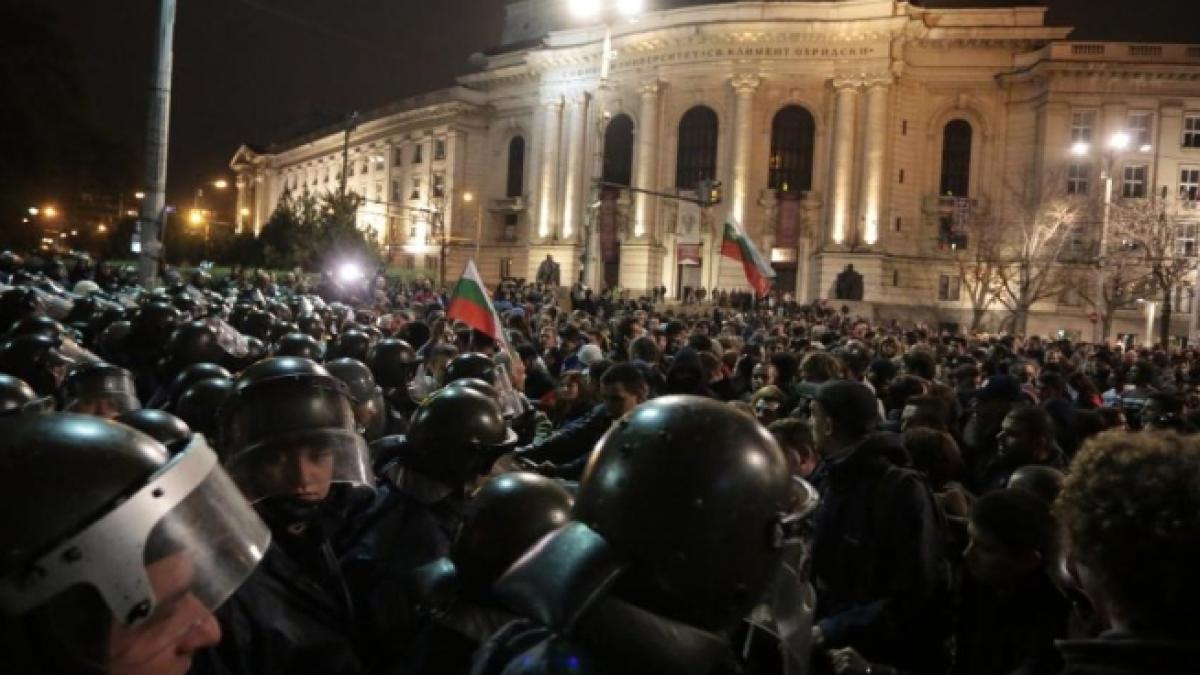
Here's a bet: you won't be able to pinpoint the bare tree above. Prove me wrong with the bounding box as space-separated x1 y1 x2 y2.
988 179 1081 335
951 210 1003 332
1107 196 1199 347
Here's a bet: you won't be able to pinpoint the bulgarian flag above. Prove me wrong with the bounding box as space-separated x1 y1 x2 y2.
720 220 776 297
447 259 507 348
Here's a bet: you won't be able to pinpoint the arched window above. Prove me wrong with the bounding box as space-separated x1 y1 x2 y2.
939 120 973 197
506 136 526 198
676 106 718 190
769 105 816 193
602 114 634 187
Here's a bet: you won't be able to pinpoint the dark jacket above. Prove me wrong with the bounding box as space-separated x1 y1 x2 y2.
951 572 1070 675
517 404 613 465
471 602 743 675
1058 633 1200 675
810 433 952 674
195 485 446 675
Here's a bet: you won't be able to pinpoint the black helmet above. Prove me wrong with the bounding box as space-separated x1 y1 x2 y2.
6 314 64 340
274 332 324 360
0 334 73 396
0 414 268 666
444 352 497 386
95 320 132 364
163 321 226 375
116 408 192 453
296 313 326 340
220 357 370 503
452 472 572 594
328 329 371 362
161 362 232 412
241 309 276 342
60 362 140 418
406 385 517 485
0 287 44 332
130 300 180 349
0 374 46 416
573 395 793 634
325 358 387 441
0 251 23 274
367 338 418 389
269 321 299 343
227 336 267 372
175 377 236 442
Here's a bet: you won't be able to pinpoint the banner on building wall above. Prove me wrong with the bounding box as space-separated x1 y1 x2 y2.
776 197 801 248
677 200 702 245
599 193 620 263
677 243 703 266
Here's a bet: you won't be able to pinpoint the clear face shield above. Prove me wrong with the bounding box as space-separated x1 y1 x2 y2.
225 429 373 505
741 477 820 675
491 359 529 419
0 436 270 670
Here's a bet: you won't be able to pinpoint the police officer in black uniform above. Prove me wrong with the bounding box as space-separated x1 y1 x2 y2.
473 395 809 675
0 413 269 675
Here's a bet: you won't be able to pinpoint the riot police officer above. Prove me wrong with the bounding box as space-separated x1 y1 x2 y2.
196 357 382 675
60 362 141 419
367 338 420 424
0 413 269 675
475 395 809 675
403 471 573 674
325 358 389 441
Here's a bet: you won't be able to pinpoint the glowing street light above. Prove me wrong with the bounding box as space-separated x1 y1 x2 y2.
189 209 205 225
42 206 58 218
1071 141 1090 156
568 0 602 20
1108 131 1131 152
134 191 146 200
615 0 644 17
212 179 229 190
27 207 39 216
97 224 108 234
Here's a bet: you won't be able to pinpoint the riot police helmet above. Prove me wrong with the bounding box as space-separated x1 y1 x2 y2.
60 362 140 419
0 414 269 671
367 338 418 389
406 385 517 486
116 409 193 454
444 352 497 386
274 332 324 361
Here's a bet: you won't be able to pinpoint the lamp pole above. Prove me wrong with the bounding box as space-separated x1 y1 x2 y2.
569 0 644 288
138 0 176 288
1073 131 1137 343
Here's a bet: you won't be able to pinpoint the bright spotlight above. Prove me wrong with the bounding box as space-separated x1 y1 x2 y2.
616 0 644 16
1108 131 1130 151
568 0 602 20
337 262 364 283
1071 141 1091 156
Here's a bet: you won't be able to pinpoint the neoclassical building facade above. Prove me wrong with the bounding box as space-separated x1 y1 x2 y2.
231 0 1200 339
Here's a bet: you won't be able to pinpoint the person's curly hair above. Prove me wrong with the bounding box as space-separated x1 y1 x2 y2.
1057 430 1200 633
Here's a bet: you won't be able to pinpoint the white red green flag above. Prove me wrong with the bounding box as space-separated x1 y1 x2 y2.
447 259 507 348
720 220 775 297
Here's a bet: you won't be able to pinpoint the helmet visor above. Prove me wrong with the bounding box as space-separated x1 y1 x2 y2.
226 429 372 504
64 392 141 418
0 436 269 668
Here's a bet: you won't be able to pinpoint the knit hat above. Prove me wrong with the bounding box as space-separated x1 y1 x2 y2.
578 343 605 366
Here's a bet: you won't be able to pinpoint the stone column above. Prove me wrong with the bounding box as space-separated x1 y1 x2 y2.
537 97 563 240
827 79 859 245
560 94 588 241
730 74 760 228
857 78 890 246
235 175 248 235
632 80 660 238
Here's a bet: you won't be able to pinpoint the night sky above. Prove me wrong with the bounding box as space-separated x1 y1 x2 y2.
35 0 1196 208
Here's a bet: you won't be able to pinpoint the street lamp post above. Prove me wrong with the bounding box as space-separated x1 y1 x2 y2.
463 191 483 261
568 0 644 288
1073 131 1141 343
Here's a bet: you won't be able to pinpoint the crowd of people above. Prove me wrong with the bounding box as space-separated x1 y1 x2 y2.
0 251 1197 675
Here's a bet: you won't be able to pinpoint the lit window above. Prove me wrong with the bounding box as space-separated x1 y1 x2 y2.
937 275 961 302
1127 112 1153 148
1181 167 1200 202
1070 110 1096 144
410 177 422 200
1184 115 1200 149
1067 162 1091 195
433 139 446 161
1122 165 1147 199
432 173 445 199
